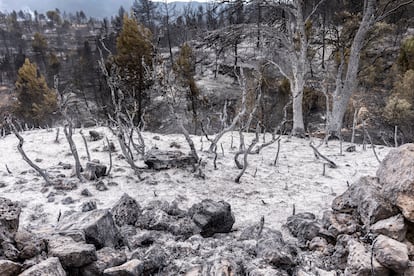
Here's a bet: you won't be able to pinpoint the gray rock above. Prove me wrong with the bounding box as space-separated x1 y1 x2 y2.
144 149 197 170
188 199 235 237
370 214 407 242
112 194 142 227
61 196 74 205
14 229 46 260
89 130 103 141
2 241 20 261
344 239 389 276
82 201 97 212
377 144 414 222
143 245 169 273
103 259 144 276
95 181 108 191
80 247 127 276
0 260 22 276
285 212 322 242
54 179 78 191
321 211 359 237
81 188 92 197
257 236 296 267
19 257 66 276
332 176 399 225
374 234 409 273
56 209 122 249
85 162 107 180
0 197 21 235
47 235 97 268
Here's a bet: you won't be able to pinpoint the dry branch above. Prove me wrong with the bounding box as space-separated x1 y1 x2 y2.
310 143 337 168
8 120 52 185
80 130 91 162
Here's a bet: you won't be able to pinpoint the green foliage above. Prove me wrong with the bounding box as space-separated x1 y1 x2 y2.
398 36 414 73
278 78 290 96
384 70 414 126
13 58 57 124
46 10 62 26
32 32 47 53
115 14 153 85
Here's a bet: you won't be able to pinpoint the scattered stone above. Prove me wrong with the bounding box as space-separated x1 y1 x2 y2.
35 158 42 163
0 197 21 234
285 213 321 243
103 142 116 152
257 234 296 267
89 130 103 141
40 187 48 193
81 247 127 276
61 197 74 205
345 145 356 152
370 214 407 242
321 211 359 238
188 199 235 237
143 244 169 273
81 188 92 197
0 260 22 276
144 149 197 170
54 179 78 191
112 193 142 227
345 239 389 276
18 257 66 276
47 197 55 203
107 182 118 187
47 235 97 268
95 181 108 191
56 209 121 249
61 163 72 170
152 136 160 140
332 176 398 225
0 181 7 188
103 259 144 276
309 237 329 252
377 144 414 222
169 141 181 148
84 162 107 180
374 235 409 273
82 201 97 212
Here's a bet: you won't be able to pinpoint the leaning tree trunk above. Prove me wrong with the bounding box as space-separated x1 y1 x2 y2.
327 0 376 136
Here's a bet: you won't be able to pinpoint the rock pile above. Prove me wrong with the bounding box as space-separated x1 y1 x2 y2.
284 143 414 275
2 144 414 275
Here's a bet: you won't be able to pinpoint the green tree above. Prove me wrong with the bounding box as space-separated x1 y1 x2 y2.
32 32 47 54
175 43 201 134
398 36 414 73
115 14 153 123
14 58 57 125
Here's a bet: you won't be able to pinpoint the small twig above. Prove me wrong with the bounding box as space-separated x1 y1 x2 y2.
363 124 381 164
292 204 296 215
273 139 281 166
5 164 12 174
54 127 60 143
80 130 91 162
106 137 113 176
213 145 218 170
394 125 398 147
310 143 337 168
220 143 224 157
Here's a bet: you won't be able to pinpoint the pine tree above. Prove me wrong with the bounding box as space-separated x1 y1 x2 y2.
175 43 200 134
115 13 153 123
14 58 57 125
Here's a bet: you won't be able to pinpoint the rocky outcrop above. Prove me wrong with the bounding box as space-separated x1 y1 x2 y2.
0 197 21 235
377 143 414 222
0 260 22 276
144 149 198 170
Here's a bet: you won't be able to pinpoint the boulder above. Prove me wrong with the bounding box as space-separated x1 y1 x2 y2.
257 236 296 267
188 199 235 237
82 201 97 212
142 245 169 273
0 197 21 235
81 247 127 276
19 257 66 276
332 176 399 225
14 229 46 260
112 194 142 227
47 235 97 268
2 241 20 261
144 149 197 170
344 239 389 276
374 235 409 273
0 260 22 276
321 211 359 237
377 144 414 222
56 209 121 249
285 213 322 242
370 214 407 242
89 130 103 141
103 259 144 276
84 162 107 180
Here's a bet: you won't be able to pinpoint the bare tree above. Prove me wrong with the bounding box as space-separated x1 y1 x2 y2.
326 0 414 137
